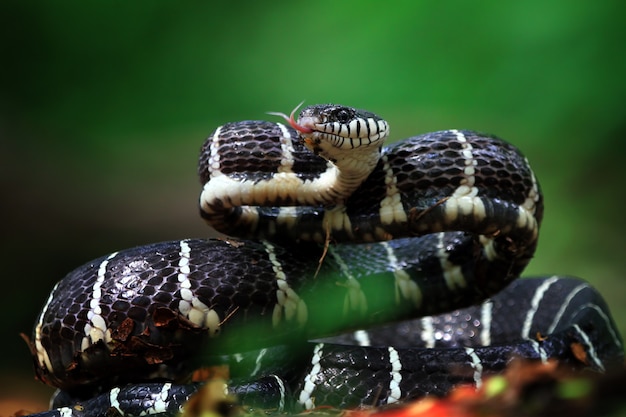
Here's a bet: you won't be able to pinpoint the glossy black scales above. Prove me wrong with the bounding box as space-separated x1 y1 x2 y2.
26 104 624 416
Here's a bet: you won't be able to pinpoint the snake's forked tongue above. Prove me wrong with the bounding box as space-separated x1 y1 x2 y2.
267 101 313 134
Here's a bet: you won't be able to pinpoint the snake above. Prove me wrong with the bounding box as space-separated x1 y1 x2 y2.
25 104 623 417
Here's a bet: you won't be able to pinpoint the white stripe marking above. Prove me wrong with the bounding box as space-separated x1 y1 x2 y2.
382 242 421 307
420 316 435 348
251 348 268 377
387 347 403 404
479 235 498 261
443 130 489 222
574 303 623 351
34 282 59 372
275 206 299 229
545 287 622 351
321 205 353 238
109 386 122 414
328 246 368 315
522 157 540 214
177 240 221 334
208 125 223 176
262 240 308 327
353 329 371 346
546 283 588 334
480 300 493 346
58 408 74 417
464 347 483 388
146 383 171 415
269 374 286 412
83 252 117 349
521 276 559 338
276 123 296 174
379 154 408 226
573 324 605 371
451 130 477 191
528 339 548 363
298 343 324 410
436 233 467 290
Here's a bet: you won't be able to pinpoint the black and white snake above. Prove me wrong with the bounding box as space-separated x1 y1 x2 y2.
25 104 623 416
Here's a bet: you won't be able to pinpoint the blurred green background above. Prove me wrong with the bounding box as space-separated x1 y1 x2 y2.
1 0 625 411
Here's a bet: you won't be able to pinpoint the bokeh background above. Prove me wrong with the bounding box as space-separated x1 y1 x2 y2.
1 1 625 413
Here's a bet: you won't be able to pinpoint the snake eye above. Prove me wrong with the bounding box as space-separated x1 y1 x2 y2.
331 108 353 124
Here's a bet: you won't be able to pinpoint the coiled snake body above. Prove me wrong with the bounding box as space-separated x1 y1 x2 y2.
26 104 623 416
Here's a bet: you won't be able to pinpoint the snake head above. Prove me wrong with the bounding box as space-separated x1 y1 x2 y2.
270 103 389 161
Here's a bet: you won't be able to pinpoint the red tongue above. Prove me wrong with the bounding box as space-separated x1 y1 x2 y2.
286 110 313 133
268 101 313 133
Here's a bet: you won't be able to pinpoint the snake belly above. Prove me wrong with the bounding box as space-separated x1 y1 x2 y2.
26 104 624 416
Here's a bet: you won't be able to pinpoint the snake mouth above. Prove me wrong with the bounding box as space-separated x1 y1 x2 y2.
298 117 389 152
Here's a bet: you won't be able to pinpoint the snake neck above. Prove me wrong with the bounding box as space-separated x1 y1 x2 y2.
200 104 389 225
303 143 383 204
200 130 383 219
199 148 379 219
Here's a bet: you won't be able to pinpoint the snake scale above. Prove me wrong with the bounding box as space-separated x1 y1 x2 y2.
25 104 623 416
